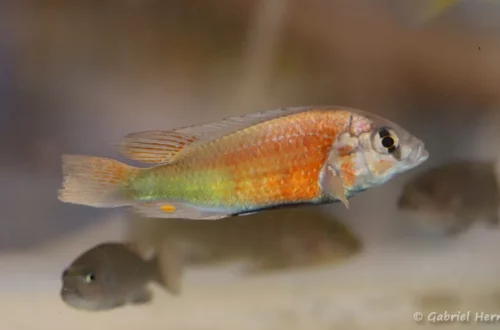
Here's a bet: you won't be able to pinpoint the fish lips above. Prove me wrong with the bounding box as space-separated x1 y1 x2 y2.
60 287 120 311
60 285 79 297
60 287 82 304
404 143 429 169
60 287 92 310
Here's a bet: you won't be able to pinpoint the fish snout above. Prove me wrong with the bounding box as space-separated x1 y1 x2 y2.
408 142 429 166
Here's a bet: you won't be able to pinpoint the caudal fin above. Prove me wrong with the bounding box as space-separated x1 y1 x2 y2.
58 154 139 207
149 241 183 296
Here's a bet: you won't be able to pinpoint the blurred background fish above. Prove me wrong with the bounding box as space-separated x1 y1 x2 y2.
60 242 179 311
397 160 500 236
127 206 362 277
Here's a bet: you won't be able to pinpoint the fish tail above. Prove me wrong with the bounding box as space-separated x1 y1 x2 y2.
149 241 183 296
58 154 140 207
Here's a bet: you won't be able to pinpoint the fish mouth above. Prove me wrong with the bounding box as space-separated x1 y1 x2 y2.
60 291 103 311
407 143 429 167
60 286 114 311
418 147 429 163
60 291 81 305
60 286 81 300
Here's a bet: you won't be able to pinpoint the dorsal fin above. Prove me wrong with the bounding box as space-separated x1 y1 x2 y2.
117 130 200 164
117 106 320 164
172 106 312 136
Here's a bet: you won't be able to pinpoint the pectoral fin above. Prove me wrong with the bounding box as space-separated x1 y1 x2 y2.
320 165 349 209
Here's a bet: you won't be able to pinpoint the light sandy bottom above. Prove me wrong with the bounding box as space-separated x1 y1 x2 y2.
2 209 500 330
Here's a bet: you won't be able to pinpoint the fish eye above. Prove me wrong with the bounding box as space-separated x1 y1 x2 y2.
373 127 399 154
84 272 96 284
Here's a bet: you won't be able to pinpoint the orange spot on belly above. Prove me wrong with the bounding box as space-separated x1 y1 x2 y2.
160 204 177 212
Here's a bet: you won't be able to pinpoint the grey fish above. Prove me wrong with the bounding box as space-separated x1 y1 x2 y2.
128 206 362 279
60 242 179 311
397 160 499 235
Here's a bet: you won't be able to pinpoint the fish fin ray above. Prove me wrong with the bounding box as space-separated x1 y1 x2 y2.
117 130 201 164
58 154 139 207
173 106 313 136
131 202 230 220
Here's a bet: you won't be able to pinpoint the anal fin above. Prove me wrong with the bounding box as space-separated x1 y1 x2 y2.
131 202 230 220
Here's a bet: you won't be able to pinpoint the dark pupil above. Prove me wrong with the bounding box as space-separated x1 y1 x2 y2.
382 136 394 148
88 273 95 281
378 128 396 153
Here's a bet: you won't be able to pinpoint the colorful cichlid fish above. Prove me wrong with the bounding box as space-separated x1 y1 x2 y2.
58 106 429 220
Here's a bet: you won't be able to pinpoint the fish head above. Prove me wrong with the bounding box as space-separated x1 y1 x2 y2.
334 111 429 194
60 264 120 311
